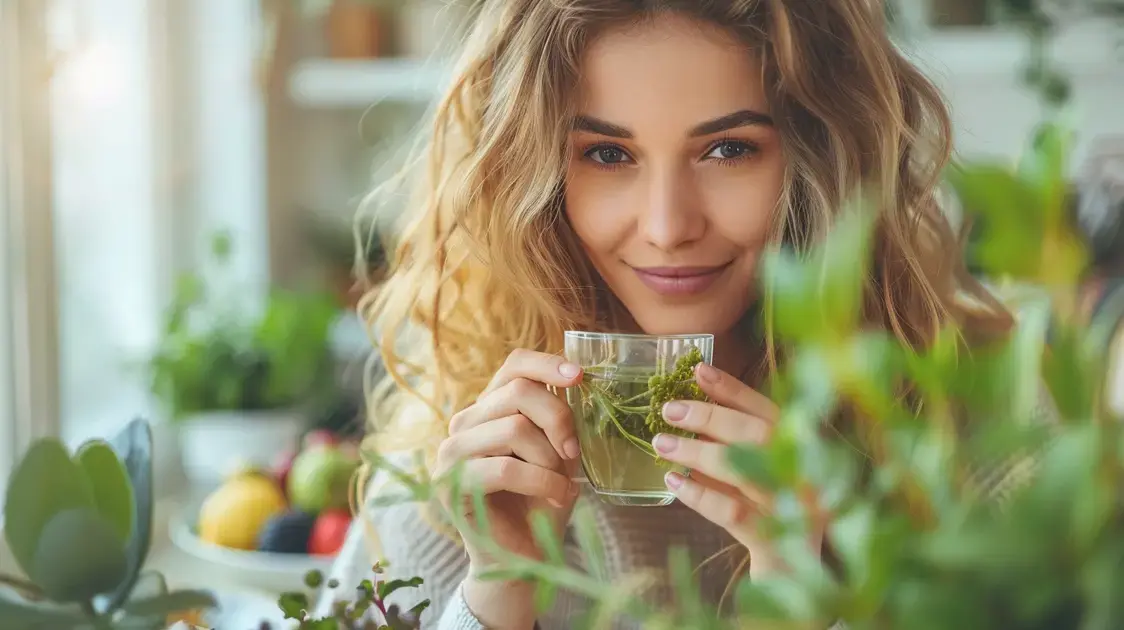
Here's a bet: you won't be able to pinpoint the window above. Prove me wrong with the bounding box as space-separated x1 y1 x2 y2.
0 0 272 499
47 0 171 446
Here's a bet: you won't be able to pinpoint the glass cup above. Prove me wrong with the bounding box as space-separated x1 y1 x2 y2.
563 331 715 507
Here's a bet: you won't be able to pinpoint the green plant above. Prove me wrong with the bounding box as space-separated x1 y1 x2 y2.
267 564 430 630
0 420 217 630
147 232 340 421
350 116 1124 630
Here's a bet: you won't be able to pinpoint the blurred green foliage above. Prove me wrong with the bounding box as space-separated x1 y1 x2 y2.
357 117 1124 630
147 232 340 421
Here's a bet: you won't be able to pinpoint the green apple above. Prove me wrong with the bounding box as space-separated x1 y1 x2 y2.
287 446 359 514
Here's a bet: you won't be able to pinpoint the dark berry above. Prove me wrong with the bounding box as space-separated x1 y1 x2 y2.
256 510 317 554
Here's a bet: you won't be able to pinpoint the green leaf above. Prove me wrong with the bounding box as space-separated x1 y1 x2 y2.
529 510 565 566
278 591 310 619
571 502 607 579
830 503 875 587
668 546 705 621
533 581 557 614
120 589 217 618
377 576 424 600
726 444 779 491
30 508 128 602
3 439 97 578
762 249 814 343
305 569 325 589
0 591 88 630
73 439 135 545
815 199 878 336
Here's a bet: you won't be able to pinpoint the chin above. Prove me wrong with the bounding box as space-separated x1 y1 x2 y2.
629 309 743 338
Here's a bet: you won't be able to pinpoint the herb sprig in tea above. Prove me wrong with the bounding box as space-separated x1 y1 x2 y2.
578 346 707 461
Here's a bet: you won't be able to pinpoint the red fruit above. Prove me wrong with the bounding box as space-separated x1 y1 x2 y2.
302 430 338 450
308 510 352 556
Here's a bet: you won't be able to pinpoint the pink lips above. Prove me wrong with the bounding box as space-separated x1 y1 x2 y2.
631 263 731 296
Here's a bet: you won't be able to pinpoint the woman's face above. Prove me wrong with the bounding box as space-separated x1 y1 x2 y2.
564 13 785 337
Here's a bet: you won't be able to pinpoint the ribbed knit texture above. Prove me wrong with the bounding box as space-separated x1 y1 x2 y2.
316 389 1057 629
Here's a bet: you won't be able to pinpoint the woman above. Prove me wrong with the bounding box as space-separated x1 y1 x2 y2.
319 1 1030 628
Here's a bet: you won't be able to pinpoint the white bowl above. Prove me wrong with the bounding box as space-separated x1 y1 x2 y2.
169 502 336 594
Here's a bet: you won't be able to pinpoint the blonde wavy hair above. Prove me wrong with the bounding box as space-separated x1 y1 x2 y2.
356 0 1011 482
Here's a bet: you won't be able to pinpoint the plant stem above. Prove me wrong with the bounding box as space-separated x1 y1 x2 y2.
0 573 42 599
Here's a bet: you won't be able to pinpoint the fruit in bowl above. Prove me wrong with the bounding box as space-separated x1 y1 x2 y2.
197 468 288 550
287 441 360 514
190 432 359 560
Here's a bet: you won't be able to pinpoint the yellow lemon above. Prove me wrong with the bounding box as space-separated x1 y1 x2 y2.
197 471 287 550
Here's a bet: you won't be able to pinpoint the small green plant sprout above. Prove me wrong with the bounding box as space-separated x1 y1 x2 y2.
272 564 430 630
577 346 707 460
1 419 216 630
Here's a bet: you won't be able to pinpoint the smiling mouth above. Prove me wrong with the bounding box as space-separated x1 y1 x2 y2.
630 262 733 296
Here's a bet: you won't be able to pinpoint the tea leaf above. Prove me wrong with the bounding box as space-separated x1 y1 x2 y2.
73 439 135 545
3 439 96 578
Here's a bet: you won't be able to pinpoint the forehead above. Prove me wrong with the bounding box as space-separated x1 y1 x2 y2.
576 13 768 123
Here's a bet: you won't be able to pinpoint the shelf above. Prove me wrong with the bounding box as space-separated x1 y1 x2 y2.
899 22 1123 82
287 24 1121 109
287 57 452 108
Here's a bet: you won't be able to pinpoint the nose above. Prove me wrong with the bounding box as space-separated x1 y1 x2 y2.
638 163 706 251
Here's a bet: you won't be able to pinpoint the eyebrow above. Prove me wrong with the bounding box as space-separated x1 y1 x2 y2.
571 109 775 139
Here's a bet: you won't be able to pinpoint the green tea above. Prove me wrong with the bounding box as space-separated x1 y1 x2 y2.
567 347 707 507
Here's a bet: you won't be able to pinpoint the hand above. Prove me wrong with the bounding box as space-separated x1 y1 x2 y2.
651 363 821 577
434 349 583 569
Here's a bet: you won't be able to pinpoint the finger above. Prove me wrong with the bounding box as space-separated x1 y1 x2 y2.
653 434 771 503
463 456 576 507
452 378 579 460
693 363 780 421
665 470 758 537
483 349 584 395
437 414 564 473
660 400 770 446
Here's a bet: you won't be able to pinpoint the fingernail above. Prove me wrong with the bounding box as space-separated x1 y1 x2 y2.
662 402 688 423
652 433 678 454
563 437 580 459
695 363 718 385
559 362 581 378
665 471 685 490
569 482 580 497
548 498 564 508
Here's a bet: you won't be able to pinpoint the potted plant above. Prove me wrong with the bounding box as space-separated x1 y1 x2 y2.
148 233 340 488
0 420 218 630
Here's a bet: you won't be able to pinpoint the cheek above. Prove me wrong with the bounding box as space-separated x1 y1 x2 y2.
700 159 784 247
563 168 634 259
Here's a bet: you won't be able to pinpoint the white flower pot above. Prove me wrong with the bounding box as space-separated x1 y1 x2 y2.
177 410 306 489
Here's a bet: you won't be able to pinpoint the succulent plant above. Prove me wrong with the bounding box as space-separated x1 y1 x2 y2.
0 419 216 630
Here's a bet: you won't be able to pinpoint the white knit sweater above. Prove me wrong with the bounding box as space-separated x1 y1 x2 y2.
316 466 740 629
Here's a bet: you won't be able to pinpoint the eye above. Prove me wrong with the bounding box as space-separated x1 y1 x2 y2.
584 145 633 166
704 140 757 162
